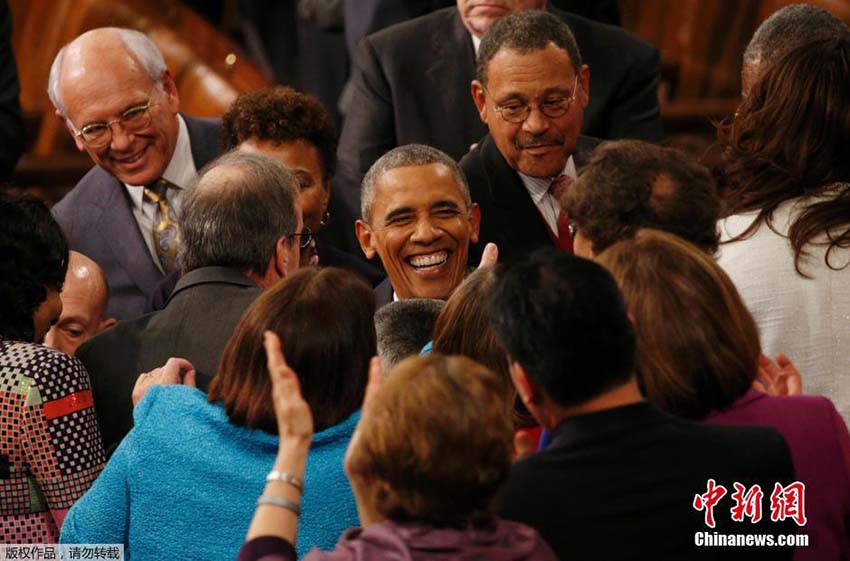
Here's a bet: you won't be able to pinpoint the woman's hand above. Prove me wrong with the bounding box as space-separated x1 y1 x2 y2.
132 357 196 405
754 353 803 396
264 331 313 445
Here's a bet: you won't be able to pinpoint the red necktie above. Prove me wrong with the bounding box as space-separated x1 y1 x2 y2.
548 175 573 253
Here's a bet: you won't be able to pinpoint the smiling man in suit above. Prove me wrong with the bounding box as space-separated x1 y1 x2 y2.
48 27 222 320
356 144 480 309
338 0 659 177
461 10 597 264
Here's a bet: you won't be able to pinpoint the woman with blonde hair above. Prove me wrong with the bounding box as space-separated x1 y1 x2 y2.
237 349 557 561
598 228 850 561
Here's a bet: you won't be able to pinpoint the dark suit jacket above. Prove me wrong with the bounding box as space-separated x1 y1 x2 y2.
461 133 599 265
373 277 394 310
53 116 222 321
338 6 660 176
0 0 25 179
77 266 261 455
498 402 796 561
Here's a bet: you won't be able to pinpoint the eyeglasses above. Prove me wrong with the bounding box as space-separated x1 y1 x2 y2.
487 75 580 124
71 99 156 148
287 226 314 249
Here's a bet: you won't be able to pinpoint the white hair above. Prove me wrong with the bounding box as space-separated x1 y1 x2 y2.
47 28 168 116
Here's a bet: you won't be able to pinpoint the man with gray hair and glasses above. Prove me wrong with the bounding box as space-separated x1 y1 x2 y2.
77 151 306 455
742 3 849 98
49 27 222 320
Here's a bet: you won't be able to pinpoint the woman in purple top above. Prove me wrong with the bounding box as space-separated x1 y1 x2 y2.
236 342 556 561
598 229 850 561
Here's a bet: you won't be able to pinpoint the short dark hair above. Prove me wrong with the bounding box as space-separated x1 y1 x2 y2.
208 267 375 432
744 4 849 69
563 140 720 255
361 144 470 223
222 86 338 179
179 151 299 276
0 193 69 341
476 10 582 86
375 299 444 371
346 354 513 528
490 248 635 407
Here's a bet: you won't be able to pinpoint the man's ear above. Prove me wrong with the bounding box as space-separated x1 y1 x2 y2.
468 203 481 244
97 317 117 333
509 361 539 406
355 220 377 260
275 236 292 277
577 64 590 110
159 70 181 113
471 80 488 124
56 110 87 152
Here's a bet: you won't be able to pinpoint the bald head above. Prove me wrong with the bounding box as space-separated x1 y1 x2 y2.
48 27 168 116
45 251 115 356
178 151 303 286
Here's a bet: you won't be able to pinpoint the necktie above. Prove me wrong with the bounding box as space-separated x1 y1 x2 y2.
143 179 180 274
548 174 573 253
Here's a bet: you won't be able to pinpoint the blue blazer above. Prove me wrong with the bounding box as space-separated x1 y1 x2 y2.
53 116 222 320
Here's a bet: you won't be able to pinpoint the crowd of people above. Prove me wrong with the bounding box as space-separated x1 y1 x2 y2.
1 2 849 560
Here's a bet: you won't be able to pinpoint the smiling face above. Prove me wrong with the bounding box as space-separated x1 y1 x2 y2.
473 44 589 179
59 37 180 186
356 163 481 300
239 139 331 233
456 0 544 37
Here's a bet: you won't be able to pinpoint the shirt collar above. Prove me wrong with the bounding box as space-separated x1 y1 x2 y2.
518 156 577 204
471 33 481 56
124 114 197 209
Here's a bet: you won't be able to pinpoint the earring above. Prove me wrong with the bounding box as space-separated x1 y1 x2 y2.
320 209 331 228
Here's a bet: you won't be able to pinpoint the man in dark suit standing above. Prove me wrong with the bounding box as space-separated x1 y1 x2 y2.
338 0 660 177
462 10 597 264
77 152 307 455
491 249 796 561
47 27 222 320
355 144 481 309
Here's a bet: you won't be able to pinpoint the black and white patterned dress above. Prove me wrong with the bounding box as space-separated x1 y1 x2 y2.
0 339 106 543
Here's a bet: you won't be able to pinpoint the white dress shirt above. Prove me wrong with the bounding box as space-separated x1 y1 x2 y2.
518 157 577 234
124 115 198 272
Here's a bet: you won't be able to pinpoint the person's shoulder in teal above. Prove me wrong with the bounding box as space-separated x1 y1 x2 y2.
62 385 360 560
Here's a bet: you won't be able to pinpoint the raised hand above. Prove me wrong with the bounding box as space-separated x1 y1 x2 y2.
132 357 196 405
264 331 314 443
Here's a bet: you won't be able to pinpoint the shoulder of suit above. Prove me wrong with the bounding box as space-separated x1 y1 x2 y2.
556 8 657 60
182 114 222 133
365 6 455 51
53 165 122 221
78 313 154 363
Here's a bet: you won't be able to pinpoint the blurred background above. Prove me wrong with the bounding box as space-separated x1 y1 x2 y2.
5 0 850 203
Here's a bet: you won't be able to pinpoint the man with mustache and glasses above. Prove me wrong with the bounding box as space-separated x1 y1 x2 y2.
461 10 599 265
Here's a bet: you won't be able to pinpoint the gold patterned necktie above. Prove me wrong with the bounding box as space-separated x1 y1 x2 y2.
143 179 180 274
